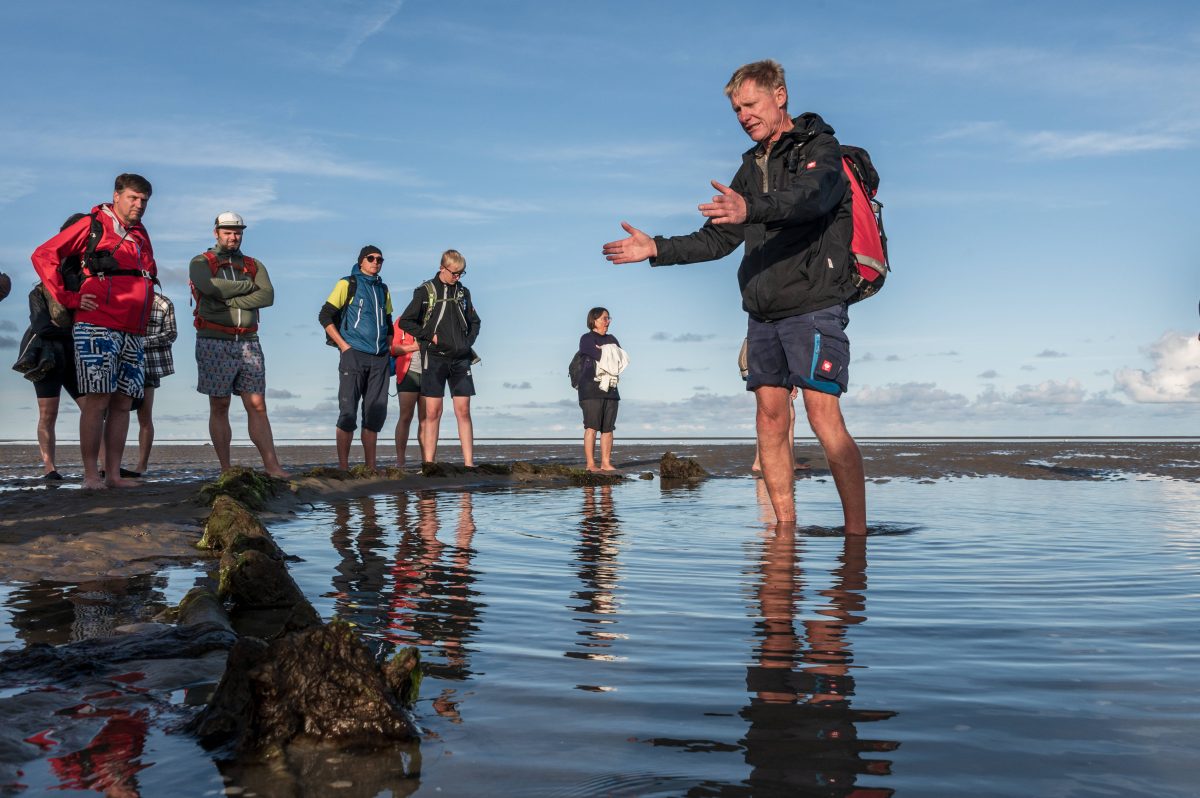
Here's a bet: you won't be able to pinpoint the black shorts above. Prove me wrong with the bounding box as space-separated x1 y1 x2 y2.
397 368 421 394
745 303 850 396
420 354 475 398
32 339 82 400
580 398 619 433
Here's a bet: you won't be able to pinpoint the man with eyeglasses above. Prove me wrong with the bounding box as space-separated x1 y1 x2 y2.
321 245 394 471
191 211 288 478
399 249 481 466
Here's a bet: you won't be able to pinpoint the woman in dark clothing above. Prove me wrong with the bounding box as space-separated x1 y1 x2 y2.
577 307 621 472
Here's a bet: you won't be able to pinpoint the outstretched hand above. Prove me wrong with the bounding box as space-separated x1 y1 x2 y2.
602 222 657 264
699 180 747 225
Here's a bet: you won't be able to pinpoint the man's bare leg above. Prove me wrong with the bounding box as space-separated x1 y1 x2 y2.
336 427 354 470
103 393 138 488
361 429 379 471
79 392 113 489
583 427 598 471
452 396 474 467
599 431 616 471
134 386 155 474
36 396 62 475
801 389 866 535
754 385 796 523
242 393 288 477
208 395 234 471
421 397 444 463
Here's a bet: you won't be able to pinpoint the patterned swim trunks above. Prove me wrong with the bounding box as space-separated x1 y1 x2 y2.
196 337 267 397
73 321 145 398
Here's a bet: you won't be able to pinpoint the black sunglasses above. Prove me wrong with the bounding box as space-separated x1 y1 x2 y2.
365 254 384 264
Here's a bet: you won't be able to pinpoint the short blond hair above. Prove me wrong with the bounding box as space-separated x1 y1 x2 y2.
724 59 787 108
440 249 465 269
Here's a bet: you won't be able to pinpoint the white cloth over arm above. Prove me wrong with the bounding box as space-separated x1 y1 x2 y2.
595 343 629 392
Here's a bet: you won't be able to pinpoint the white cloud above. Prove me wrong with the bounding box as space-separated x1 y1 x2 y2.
1114 331 1200 403
0 124 409 183
0 168 37 206
150 180 327 243
328 0 405 69
1010 378 1088 405
1022 130 1190 159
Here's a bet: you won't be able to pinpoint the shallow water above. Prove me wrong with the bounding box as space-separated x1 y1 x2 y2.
4 474 1200 796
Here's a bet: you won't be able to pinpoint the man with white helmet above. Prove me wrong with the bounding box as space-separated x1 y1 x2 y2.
190 211 288 478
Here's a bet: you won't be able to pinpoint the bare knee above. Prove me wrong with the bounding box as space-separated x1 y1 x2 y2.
209 396 232 418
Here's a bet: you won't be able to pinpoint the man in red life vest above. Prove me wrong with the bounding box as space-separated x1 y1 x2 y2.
190 211 288 478
31 173 157 490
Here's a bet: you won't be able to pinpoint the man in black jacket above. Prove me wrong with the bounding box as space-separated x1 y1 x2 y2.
398 249 481 466
603 59 865 533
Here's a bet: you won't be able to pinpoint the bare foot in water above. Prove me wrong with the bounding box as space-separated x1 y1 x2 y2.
105 475 141 488
82 477 108 491
266 468 290 479
599 465 618 472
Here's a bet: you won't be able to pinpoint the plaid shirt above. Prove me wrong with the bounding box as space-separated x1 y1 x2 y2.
143 292 177 380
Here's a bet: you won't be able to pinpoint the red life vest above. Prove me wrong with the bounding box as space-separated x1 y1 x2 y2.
191 251 260 336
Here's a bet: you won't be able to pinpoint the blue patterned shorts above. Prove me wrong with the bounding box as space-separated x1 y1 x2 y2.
196 337 267 397
73 321 145 398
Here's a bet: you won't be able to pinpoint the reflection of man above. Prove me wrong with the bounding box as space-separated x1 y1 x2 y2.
603 60 866 533
740 528 894 793
191 212 288 478
32 173 157 490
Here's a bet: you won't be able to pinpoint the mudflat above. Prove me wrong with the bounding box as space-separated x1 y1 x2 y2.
0 440 1194 583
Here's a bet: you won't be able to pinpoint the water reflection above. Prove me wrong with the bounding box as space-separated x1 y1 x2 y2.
47 707 150 797
690 483 897 796
6 574 168 649
325 491 482 722
736 530 897 795
567 485 626 680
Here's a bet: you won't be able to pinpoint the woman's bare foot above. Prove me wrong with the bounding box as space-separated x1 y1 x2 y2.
81 477 108 491
105 475 141 488
266 468 290 479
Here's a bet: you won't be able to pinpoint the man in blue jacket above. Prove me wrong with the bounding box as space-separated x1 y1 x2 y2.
320 245 393 471
603 59 866 534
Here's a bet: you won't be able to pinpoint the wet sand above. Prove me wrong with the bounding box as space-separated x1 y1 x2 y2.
0 440 1195 584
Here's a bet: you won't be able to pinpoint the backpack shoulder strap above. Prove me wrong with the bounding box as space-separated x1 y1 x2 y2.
345 274 357 305
241 255 259 280
419 280 437 325
83 213 103 261
201 250 220 276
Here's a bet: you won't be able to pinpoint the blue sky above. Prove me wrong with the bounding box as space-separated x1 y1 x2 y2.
0 0 1197 444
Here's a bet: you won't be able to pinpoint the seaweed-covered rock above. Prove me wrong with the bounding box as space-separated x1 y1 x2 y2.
191 621 420 757
219 549 316 617
177 583 234 633
199 495 281 556
298 466 354 480
640 471 655 480
659 451 709 480
509 460 624 485
198 466 286 510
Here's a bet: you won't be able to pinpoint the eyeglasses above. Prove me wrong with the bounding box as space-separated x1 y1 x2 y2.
442 266 466 277
365 255 384 264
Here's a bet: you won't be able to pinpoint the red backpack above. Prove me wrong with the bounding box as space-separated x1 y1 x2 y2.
190 251 260 335
840 145 889 303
